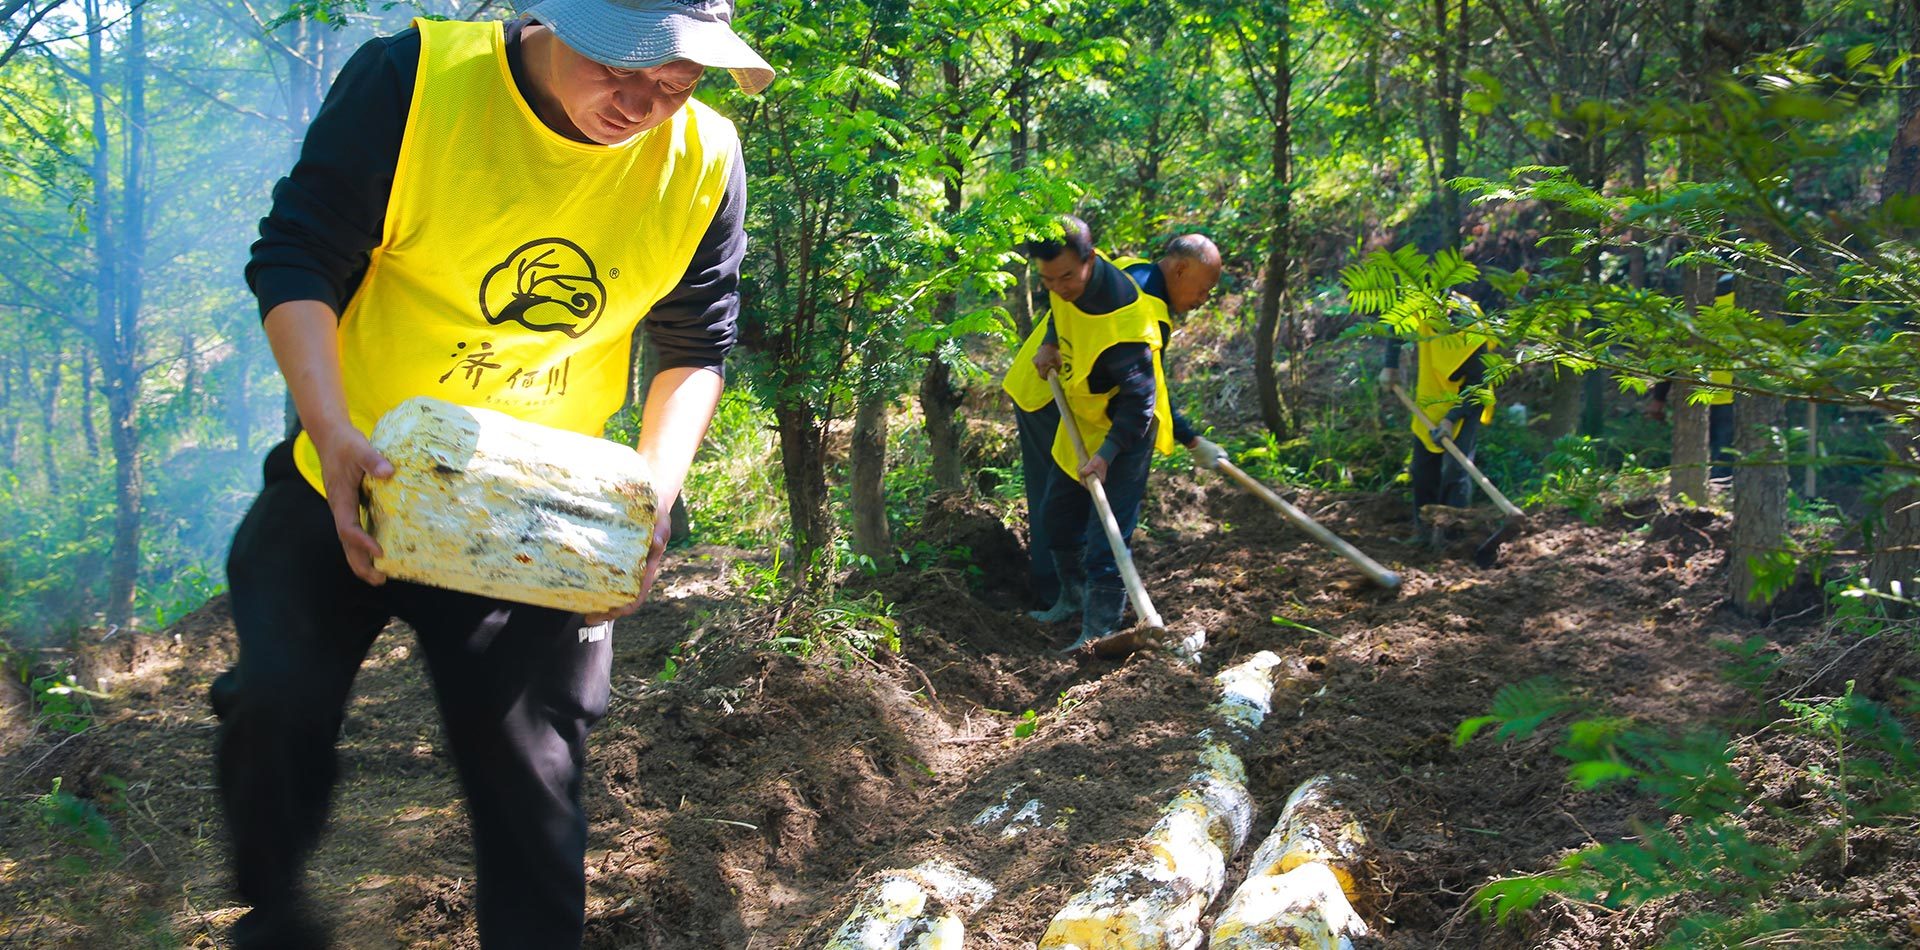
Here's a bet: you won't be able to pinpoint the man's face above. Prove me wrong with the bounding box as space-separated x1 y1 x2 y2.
1036 251 1095 304
548 40 705 145
1163 258 1223 314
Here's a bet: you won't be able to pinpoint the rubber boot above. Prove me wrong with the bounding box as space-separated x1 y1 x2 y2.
1063 582 1128 652
1027 548 1086 623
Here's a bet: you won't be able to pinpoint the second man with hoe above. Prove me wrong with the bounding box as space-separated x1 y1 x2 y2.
1004 216 1190 651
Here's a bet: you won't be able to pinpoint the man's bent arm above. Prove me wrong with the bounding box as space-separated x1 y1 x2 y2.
263 299 393 584
635 366 724 515
264 300 354 446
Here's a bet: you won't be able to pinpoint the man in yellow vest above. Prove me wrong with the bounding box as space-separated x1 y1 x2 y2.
1004 216 1176 649
1379 290 1498 545
1013 231 1225 610
211 3 771 946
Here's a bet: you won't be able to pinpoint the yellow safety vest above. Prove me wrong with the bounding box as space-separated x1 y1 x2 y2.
1111 255 1173 334
1411 306 1498 453
1001 254 1176 476
293 18 737 496
1699 291 1735 406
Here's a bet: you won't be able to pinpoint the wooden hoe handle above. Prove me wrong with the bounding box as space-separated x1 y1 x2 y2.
1215 459 1401 590
1388 383 1524 519
1047 373 1166 631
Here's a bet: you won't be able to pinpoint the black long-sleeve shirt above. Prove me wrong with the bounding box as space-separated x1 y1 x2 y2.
1039 255 1156 460
1122 260 1199 445
245 18 745 376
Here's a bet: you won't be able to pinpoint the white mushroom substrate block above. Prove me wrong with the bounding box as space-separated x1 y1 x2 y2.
365 396 657 614
822 858 997 950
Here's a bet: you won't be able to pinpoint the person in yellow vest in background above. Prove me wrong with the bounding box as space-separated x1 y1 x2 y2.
1379 289 1499 546
1647 272 1736 481
211 3 772 946
1004 215 1176 650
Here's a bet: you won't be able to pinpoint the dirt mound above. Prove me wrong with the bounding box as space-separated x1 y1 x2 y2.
905 490 1029 604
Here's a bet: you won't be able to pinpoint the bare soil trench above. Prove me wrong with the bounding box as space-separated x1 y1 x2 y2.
3 469 1909 948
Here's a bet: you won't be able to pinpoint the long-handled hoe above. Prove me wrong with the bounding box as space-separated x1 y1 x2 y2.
1048 372 1168 657
1388 383 1527 566
1209 458 1401 590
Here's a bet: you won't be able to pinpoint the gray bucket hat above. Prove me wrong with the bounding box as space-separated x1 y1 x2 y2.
518 0 775 95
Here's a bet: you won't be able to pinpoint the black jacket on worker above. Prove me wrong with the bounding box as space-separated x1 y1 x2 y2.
1123 259 1199 446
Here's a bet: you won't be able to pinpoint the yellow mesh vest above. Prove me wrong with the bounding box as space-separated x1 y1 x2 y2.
1110 254 1172 331
1700 291 1735 406
1002 256 1176 476
292 18 737 496
1412 307 1498 453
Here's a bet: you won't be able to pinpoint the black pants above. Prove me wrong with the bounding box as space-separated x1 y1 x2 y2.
1043 419 1157 591
212 441 611 948
1411 415 1481 512
1709 402 1734 479
1015 400 1064 603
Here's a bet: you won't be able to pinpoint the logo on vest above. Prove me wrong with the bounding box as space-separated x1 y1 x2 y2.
479 238 607 338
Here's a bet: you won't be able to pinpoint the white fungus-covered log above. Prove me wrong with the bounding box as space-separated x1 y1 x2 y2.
1208 775 1372 949
971 782 1064 840
823 859 996 950
1245 775 1370 897
1212 651 1288 739
1036 652 1286 950
365 396 657 614
1208 862 1368 950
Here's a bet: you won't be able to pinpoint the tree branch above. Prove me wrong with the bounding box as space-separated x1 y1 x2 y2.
0 0 66 71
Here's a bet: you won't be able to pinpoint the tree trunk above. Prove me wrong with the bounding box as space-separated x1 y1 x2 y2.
229 343 254 454
850 391 892 561
1432 0 1465 245
1875 429 1920 599
1670 270 1714 504
84 0 134 629
179 328 198 410
105 0 147 630
79 348 98 457
1253 2 1293 439
1 360 17 472
1545 370 1582 440
1009 65 1034 340
1580 363 1607 437
1730 393 1789 614
1729 275 1790 617
1870 10 1920 600
1014 263 1035 341
921 351 966 492
920 58 968 494
37 357 60 496
1537 196 1584 441
1626 134 1649 290
774 401 831 587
